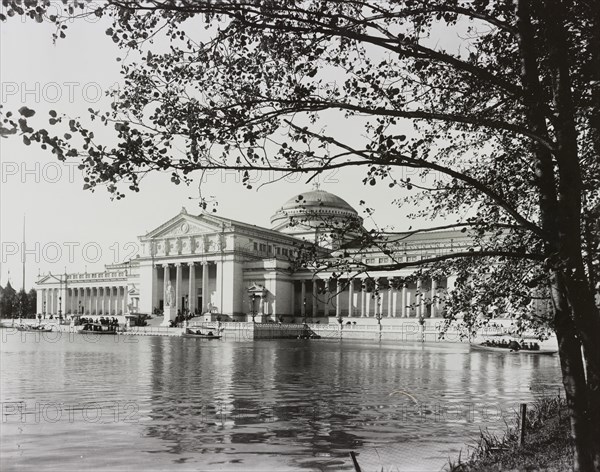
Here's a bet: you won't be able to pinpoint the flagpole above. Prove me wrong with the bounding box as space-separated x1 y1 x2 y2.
22 214 26 292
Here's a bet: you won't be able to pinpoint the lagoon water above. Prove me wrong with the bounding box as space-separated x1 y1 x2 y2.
0 331 561 471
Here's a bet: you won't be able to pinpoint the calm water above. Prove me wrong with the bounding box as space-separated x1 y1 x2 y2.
0 331 561 471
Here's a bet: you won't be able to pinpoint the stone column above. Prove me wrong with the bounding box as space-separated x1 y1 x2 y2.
95 288 100 316
437 277 444 314
431 278 437 318
312 280 318 318
348 279 354 317
387 285 393 317
215 261 222 313
301 280 306 318
421 279 427 317
112 287 117 316
163 264 170 308
202 262 209 312
416 278 422 318
360 279 366 317
188 262 196 314
335 280 342 319
119 286 123 315
175 263 182 313
122 286 127 315
406 292 412 317
100 288 105 315
377 279 384 317
402 284 408 317
152 265 159 312
81 288 86 315
365 287 371 317
110 287 115 316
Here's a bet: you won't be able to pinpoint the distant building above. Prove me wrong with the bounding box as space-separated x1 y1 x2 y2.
36 189 472 324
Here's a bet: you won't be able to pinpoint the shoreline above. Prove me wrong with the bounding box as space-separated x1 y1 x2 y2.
447 396 572 471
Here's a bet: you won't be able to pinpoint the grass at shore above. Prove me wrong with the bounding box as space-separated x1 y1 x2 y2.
447 396 573 472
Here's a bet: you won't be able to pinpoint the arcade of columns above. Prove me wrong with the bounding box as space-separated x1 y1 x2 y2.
299 276 448 319
158 261 214 314
39 285 128 317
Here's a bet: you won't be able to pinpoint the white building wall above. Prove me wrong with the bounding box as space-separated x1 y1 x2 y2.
138 261 155 314
219 259 244 315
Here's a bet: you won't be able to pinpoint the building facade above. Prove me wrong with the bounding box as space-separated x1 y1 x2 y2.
36 189 471 324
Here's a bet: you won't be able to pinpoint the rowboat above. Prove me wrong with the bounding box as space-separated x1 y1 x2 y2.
470 343 557 355
78 323 117 335
15 324 53 333
181 332 222 339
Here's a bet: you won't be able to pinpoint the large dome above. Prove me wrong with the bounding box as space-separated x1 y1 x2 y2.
270 189 363 247
280 189 357 213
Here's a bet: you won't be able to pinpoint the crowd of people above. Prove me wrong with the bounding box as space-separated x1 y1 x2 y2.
482 339 541 351
78 316 120 330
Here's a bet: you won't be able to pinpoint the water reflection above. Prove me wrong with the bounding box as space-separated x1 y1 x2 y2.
1 334 561 471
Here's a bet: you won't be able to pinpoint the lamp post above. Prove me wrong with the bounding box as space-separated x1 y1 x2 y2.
79 300 82 316
43 300 46 317
302 297 307 325
374 290 382 340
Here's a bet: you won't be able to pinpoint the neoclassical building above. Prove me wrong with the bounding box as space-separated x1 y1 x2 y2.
36 189 471 324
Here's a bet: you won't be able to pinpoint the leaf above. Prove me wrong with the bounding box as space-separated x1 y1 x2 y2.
18 106 36 118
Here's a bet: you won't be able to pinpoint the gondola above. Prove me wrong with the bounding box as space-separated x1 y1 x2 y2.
470 343 557 355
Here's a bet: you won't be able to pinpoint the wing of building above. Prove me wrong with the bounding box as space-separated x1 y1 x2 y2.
36 189 473 325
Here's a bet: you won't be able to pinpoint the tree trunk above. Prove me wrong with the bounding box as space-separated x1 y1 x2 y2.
552 275 595 471
540 1 600 468
563 271 600 470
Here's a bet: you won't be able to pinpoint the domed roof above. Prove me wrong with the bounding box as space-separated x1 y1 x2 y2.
280 189 357 213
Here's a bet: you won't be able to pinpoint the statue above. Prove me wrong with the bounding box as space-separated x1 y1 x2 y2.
165 281 175 307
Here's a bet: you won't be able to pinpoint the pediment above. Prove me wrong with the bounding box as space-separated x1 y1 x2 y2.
36 274 61 285
145 213 224 240
247 284 266 293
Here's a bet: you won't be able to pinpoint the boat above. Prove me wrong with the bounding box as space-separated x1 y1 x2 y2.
15 324 53 333
78 323 117 335
470 343 557 355
297 334 321 339
181 329 222 339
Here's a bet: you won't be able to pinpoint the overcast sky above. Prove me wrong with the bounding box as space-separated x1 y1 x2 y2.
0 9 447 291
